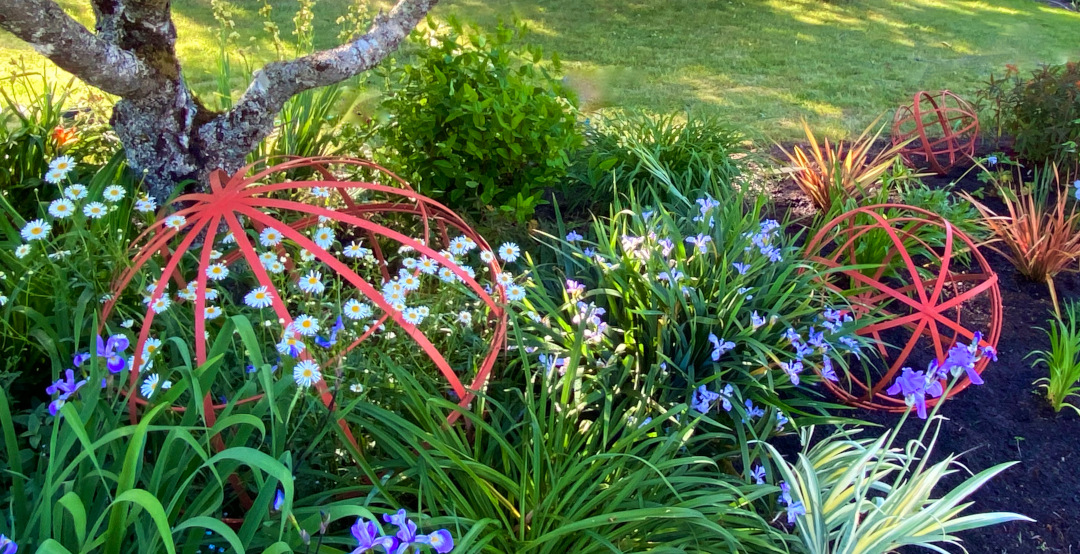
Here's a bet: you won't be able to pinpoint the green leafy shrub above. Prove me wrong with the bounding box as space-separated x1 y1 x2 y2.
895 179 989 242
1031 300 1080 414
981 62 1080 165
369 19 581 222
564 110 745 209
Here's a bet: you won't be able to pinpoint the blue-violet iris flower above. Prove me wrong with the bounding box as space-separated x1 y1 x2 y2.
97 334 129 373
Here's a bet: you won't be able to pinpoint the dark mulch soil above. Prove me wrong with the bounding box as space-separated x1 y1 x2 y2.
770 144 1080 553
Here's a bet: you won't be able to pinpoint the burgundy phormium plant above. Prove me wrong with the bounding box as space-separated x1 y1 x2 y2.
99 157 509 440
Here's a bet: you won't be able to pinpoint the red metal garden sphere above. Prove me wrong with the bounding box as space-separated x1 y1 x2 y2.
803 204 1001 412
892 91 979 175
99 157 509 441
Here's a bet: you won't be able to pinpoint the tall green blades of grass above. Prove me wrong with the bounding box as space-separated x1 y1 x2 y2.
341 354 788 553
1031 300 1080 414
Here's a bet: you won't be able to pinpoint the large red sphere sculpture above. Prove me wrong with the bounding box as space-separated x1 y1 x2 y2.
892 91 979 175
99 157 508 439
803 205 1001 411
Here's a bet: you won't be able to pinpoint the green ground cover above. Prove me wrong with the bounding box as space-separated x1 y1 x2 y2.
2 0 1078 138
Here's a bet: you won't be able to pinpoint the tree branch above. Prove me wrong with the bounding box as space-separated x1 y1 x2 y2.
0 0 149 96
198 0 439 166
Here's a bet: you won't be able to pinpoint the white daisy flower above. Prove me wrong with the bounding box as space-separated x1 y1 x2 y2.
402 307 425 325
298 271 325 294
49 155 75 173
342 242 369 259
48 198 75 219
389 300 406 312
204 305 222 320
383 289 406 305
83 202 107 219
460 266 476 279
143 337 163 357
506 284 526 301
205 263 229 281
417 256 438 275
402 257 418 269
349 383 363 393
141 373 160 398
134 196 158 213
14 244 31 259
63 184 88 200
291 314 320 336
448 236 476 255
276 333 306 356
496 272 514 286
21 219 51 241
102 185 126 202
398 272 421 291
299 248 316 262
498 242 521 263
45 168 68 184
293 360 322 388
221 232 236 245
259 251 277 266
121 319 135 328
266 261 285 274
457 311 473 325
480 250 495 263
150 296 171 313
244 286 273 309
164 214 187 230
312 226 335 250
438 267 457 283
311 187 331 198
259 227 283 247
343 299 372 320
209 249 223 260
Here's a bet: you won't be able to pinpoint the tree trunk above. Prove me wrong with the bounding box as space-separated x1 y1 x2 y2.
0 0 439 201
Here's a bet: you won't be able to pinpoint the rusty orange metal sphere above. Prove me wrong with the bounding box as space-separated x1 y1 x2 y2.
892 91 979 175
803 204 1001 411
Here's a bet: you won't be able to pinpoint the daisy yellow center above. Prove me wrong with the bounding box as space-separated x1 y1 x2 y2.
301 321 311 328
56 162 69 170
302 369 313 377
57 205 67 212
147 345 157 353
93 208 103 213
350 306 359 312
31 226 42 234
307 278 316 284
255 292 266 299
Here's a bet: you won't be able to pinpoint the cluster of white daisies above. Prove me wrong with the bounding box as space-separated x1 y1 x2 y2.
134 216 529 391
14 156 159 260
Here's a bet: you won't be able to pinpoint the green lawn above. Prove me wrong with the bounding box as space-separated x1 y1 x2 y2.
2 0 1078 139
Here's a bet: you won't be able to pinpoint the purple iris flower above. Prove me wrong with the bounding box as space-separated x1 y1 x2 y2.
691 385 720 413
786 500 806 524
685 233 712 254
838 336 860 351
751 465 766 484
566 230 584 242
97 334 130 373
350 518 396 553
273 489 285 511
315 316 345 349
779 481 792 505
944 342 981 385
718 384 735 412
781 360 803 386
742 399 765 422
657 239 674 258
783 328 800 344
0 534 16 554
733 262 751 275
792 341 814 361
776 410 789 431
820 358 838 382
807 327 827 351
73 352 90 367
708 333 735 361
46 369 87 416
416 529 454 553
885 367 943 419
565 279 585 297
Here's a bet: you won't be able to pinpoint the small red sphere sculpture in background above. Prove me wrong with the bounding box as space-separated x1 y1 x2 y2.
891 91 979 175
803 204 1001 412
